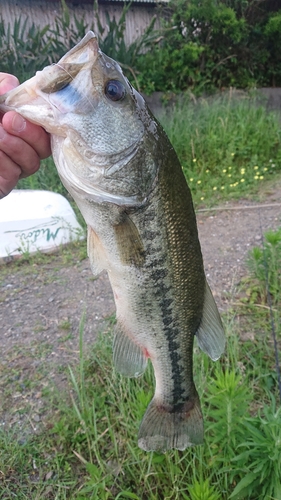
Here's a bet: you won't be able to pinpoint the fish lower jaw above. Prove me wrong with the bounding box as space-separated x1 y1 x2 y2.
60 173 144 207
0 80 54 127
52 145 143 208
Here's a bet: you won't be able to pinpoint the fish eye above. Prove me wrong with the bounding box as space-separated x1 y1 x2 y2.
105 80 126 101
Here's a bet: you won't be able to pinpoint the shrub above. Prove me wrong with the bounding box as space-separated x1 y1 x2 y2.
136 0 281 93
230 402 281 500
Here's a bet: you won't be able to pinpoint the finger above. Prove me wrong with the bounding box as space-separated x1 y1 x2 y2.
0 125 40 177
0 73 19 94
0 74 20 122
0 150 21 198
2 111 51 160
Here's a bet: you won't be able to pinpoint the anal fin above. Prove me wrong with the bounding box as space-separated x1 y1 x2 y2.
113 322 147 378
196 281 225 361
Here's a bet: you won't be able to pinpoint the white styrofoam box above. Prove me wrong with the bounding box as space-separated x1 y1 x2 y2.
0 190 85 261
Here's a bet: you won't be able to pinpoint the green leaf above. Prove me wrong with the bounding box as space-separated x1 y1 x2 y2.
152 453 166 464
229 472 258 499
232 450 252 462
85 462 101 479
115 492 141 500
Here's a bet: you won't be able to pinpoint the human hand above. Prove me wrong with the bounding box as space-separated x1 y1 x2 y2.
0 73 51 198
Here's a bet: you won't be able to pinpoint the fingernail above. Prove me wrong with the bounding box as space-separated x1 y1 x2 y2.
0 125 5 139
12 113 26 132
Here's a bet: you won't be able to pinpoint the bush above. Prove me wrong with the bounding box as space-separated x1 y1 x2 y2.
136 0 281 93
230 403 281 500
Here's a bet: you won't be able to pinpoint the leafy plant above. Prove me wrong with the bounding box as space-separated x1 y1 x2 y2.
0 0 159 87
206 365 251 460
263 11 281 86
0 16 53 80
230 401 281 500
247 227 281 304
95 5 158 89
188 478 221 500
136 0 281 93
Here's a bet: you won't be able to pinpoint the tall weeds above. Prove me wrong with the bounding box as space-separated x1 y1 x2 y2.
159 92 281 204
0 0 157 86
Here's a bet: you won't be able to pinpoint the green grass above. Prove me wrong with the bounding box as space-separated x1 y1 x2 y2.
1 228 280 499
159 91 281 205
17 157 66 195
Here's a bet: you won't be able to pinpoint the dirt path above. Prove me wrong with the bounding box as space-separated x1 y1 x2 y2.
0 184 280 432
197 188 281 310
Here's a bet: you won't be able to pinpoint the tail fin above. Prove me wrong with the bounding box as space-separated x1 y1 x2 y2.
138 396 203 452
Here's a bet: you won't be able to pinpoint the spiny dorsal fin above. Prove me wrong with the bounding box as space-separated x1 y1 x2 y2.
196 281 225 361
113 321 148 378
114 213 145 267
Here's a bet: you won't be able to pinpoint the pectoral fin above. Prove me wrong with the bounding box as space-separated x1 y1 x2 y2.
114 213 145 267
87 226 106 277
196 281 225 361
113 321 148 377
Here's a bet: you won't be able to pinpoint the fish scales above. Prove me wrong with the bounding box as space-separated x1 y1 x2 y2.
0 31 225 451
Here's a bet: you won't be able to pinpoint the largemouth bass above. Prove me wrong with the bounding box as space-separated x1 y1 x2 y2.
0 32 225 451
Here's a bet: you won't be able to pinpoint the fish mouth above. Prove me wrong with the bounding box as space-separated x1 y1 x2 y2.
0 75 56 130
0 31 100 135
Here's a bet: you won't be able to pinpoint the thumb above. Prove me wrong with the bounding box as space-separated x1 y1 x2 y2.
0 73 19 95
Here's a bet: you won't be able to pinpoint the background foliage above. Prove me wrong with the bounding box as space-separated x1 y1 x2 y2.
0 0 280 93
136 0 281 93
0 0 156 86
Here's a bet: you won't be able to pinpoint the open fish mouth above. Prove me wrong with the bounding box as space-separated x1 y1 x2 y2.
0 32 101 135
0 74 57 133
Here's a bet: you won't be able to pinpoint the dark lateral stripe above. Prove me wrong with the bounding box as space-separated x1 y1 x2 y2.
142 229 161 240
163 325 187 407
148 260 187 407
150 268 168 281
140 210 189 408
144 255 166 269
